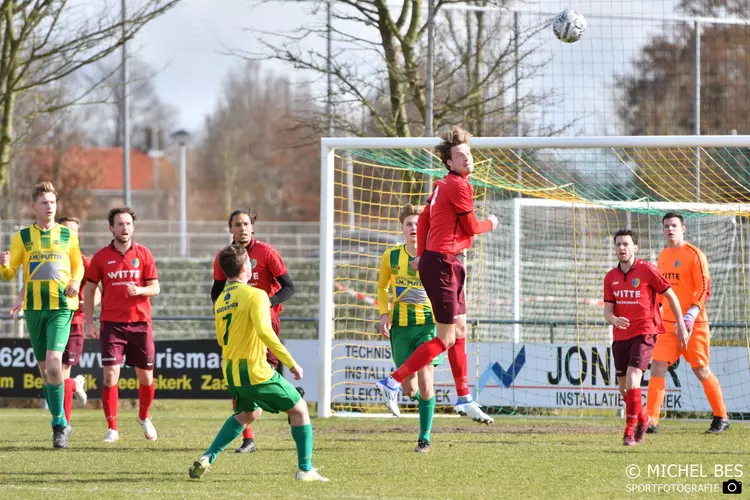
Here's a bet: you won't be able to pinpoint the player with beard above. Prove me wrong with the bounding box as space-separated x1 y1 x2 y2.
84 207 160 443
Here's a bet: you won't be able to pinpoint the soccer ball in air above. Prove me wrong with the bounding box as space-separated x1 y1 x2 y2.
553 9 587 43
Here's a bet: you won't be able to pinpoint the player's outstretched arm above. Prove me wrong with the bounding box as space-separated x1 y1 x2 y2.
457 211 497 236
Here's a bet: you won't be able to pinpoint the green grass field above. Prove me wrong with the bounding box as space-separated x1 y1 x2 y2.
0 401 746 499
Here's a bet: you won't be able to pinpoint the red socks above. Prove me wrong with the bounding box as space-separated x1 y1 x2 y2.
448 337 470 397
392 337 448 383
243 426 255 439
138 383 155 421
102 385 119 431
63 378 76 423
624 388 647 436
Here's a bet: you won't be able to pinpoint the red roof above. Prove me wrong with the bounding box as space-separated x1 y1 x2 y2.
82 147 177 191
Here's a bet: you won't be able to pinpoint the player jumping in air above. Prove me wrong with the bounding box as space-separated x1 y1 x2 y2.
646 213 729 434
10 217 99 425
189 244 327 482
84 207 160 443
376 126 498 424
211 208 297 453
0 182 84 449
377 204 441 452
603 229 688 446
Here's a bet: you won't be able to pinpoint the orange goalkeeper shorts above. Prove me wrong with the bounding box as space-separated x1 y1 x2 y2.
652 321 710 368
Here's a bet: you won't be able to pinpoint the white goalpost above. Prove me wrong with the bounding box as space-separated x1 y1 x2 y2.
318 135 750 419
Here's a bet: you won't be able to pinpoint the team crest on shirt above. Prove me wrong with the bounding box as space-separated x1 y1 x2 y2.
250 259 257 268
674 260 681 268
24 241 32 251
631 278 640 288
132 258 140 268
392 266 400 274
223 292 231 302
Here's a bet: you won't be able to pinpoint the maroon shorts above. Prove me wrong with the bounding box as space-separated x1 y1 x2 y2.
63 323 84 367
612 334 657 377
265 309 282 369
418 250 466 325
100 321 155 370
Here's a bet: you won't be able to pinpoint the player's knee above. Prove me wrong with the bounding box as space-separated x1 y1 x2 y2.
650 360 669 378
455 322 467 339
692 366 711 380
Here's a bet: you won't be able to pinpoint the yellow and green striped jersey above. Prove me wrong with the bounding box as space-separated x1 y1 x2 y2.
0 224 84 311
214 281 296 386
377 244 434 327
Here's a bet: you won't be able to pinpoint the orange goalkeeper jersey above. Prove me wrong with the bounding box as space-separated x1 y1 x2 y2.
657 243 711 324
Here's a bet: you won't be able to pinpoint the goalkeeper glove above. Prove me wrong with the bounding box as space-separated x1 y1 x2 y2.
683 305 700 331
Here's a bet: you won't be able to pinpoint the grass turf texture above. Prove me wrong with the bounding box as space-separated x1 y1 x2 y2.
0 400 746 499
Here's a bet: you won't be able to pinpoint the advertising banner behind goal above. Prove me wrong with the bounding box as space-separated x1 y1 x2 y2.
294 340 750 413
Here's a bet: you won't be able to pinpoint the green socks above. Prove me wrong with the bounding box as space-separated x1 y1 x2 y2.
46 383 67 428
204 416 245 463
418 396 435 442
291 424 314 472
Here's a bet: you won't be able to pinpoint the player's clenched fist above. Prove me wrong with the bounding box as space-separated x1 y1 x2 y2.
487 214 499 230
290 364 304 380
65 279 80 297
0 251 9 267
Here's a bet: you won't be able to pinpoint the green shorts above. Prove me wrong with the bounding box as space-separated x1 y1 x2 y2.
25 309 74 362
229 372 302 414
390 323 442 368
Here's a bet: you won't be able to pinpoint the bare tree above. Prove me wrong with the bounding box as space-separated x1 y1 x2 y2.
0 0 183 191
244 0 550 138
79 56 177 149
194 61 322 221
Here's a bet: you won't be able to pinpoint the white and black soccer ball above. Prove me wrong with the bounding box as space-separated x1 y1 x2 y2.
553 9 587 43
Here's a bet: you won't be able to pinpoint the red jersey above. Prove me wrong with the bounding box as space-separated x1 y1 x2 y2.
87 242 158 323
417 171 492 256
603 259 671 341
213 238 288 309
71 255 91 326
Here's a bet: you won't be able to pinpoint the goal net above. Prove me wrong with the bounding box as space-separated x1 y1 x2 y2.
317 136 750 419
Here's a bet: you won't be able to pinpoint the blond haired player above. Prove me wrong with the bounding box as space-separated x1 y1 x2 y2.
377 204 440 452
646 212 729 434
0 182 84 449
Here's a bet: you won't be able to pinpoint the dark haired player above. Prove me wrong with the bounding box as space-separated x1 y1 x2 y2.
211 209 297 452
603 229 687 446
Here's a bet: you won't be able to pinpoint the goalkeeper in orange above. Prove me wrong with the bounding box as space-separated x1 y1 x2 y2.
646 212 729 434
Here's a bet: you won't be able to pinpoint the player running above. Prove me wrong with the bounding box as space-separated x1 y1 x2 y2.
603 229 688 446
646 212 729 434
189 244 327 482
211 208 297 453
377 204 440 452
0 182 84 448
9 216 99 424
84 207 160 443
376 126 498 424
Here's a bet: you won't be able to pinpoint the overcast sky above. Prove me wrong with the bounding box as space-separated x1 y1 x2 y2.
129 0 685 136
